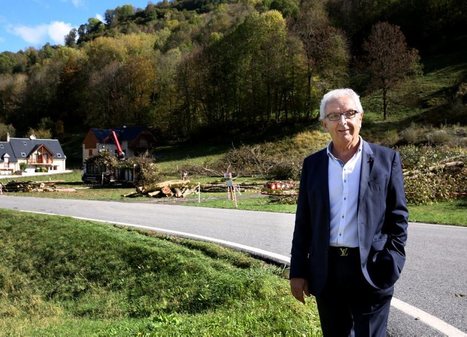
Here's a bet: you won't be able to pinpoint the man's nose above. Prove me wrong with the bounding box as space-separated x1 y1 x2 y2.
338 114 347 124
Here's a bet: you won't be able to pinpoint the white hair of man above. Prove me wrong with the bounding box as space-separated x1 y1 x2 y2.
319 88 364 120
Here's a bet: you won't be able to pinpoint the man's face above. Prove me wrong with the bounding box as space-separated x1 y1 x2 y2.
321 96 363 148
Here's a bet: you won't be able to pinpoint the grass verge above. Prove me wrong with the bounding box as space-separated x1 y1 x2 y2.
408 198 467 227
0 209 321 337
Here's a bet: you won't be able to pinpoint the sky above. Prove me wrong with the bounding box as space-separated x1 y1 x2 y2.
0 0 152 53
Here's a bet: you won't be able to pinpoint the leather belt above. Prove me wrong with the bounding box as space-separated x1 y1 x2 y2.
329 246 359 257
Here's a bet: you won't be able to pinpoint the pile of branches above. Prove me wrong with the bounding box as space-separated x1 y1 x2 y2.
403 158 466 204
3 180 57 192
124 180 194 198
399 145 466 204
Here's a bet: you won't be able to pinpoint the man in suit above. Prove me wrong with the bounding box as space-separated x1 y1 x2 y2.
290 88 408 337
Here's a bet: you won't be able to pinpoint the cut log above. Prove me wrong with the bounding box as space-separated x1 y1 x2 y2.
173 187 183 198
161 185 173 197
148 190 161 197
123 191 140 198
182 188 193 198
142 180 190 193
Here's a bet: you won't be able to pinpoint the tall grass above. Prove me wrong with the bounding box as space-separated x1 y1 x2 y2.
0 209 321 336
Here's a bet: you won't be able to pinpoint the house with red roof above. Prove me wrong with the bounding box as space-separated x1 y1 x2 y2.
82 126 156 162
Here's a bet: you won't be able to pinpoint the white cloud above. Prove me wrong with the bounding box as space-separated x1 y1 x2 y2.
9 21 74 47
10 24 48 45
71 0 84 7
95 14 104 22
48 21 73 44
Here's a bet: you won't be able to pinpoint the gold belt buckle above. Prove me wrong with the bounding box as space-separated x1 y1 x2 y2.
339 248 349 257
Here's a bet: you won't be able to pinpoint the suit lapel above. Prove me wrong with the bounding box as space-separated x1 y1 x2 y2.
359 141 374 207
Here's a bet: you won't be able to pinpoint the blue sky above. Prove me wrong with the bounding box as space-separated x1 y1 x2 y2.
0 0 152 52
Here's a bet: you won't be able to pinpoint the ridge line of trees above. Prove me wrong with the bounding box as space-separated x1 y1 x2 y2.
1 0 464 141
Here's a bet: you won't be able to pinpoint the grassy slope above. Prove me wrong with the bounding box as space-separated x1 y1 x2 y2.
0 209 321 337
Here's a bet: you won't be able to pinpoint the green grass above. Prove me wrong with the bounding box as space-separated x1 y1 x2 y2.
0 209 321 337
0 170 83 184
408 199 467 227
183 191 297 213
156 142 229 174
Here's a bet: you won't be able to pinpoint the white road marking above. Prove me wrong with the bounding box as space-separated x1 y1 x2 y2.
391 298 467 337
18 210 467 337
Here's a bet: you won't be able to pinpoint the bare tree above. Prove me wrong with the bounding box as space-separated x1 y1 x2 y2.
363 21 420 120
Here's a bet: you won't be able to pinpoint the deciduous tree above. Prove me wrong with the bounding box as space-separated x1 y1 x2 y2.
289 0 349 120
363 21 420 119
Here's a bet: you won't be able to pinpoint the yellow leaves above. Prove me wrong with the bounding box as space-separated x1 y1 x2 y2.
209 32 224 43
261 10 286 29
166 19 180 30
84 33 157 65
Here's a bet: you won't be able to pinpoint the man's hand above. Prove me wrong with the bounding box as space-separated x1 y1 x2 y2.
290 277 310 304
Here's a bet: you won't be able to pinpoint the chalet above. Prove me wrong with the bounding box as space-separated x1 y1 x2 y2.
0 135 66 175
82 126 156 162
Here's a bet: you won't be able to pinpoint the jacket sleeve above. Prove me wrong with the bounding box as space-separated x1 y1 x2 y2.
289 158 311 279
368 151 409 289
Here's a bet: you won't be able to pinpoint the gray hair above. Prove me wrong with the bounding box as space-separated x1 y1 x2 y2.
319 88 364 120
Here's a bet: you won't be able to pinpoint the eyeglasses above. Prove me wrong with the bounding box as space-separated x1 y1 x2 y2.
325 109 359 121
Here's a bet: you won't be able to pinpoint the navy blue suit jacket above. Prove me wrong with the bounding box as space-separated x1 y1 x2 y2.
290 140 409 295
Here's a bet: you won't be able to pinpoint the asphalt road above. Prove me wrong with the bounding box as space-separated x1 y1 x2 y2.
1 196 466 336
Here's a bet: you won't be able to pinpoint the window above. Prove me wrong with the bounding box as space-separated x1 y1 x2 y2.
21 152 26 157
57 153 62 158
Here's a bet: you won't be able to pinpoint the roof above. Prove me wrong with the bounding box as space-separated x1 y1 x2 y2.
0 141 17 163
8 137 66 160
89 126 148 144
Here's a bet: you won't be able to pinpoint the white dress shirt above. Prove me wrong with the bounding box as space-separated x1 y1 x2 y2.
326 139 363 248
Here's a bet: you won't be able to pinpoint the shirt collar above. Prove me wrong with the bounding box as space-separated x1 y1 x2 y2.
326 136 363 162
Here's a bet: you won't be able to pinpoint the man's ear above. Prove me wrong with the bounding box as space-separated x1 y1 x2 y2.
321 120 328 132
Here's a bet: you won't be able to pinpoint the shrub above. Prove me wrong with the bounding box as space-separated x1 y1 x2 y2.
126 155 160 186
292 130 331 154
425 128 451 145
268 161 300 180
399 123 427 144
381 129 400 147
399 124 466 146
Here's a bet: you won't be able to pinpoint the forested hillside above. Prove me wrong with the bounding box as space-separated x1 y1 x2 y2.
0 0 465 144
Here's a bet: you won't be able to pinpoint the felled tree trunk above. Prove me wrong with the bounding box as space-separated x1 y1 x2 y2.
140 179 190 194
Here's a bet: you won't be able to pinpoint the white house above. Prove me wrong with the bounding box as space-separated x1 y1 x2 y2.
0 135 66 175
